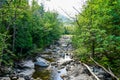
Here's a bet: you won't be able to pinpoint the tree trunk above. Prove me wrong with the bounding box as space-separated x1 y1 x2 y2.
12 10 17 53
12 25 16 52
92 40 95 57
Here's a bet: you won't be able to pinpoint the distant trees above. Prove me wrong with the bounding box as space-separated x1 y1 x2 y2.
63 25 74 34
72 0 120 77
0 0 63 66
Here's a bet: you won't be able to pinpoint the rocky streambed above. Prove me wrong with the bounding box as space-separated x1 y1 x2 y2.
0 35 115 80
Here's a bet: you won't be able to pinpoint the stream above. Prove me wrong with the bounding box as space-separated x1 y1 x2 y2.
32 35 74 80
32 35 96 80
34 35 113 80
0 35 114 80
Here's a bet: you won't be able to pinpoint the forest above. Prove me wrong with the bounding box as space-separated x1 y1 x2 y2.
0 0 120 80
72 0 120 78
0 0 62 66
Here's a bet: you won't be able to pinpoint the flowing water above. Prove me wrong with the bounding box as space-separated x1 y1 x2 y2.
32 35 113 80
0 35 114 80
32 35 73 80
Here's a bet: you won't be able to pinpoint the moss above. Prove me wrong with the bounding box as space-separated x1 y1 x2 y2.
44 58 55 62
32 66 51 80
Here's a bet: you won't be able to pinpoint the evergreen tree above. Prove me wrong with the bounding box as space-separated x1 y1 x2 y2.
73 0 120 76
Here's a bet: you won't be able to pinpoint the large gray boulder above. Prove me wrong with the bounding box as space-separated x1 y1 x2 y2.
0 77 10 80
35 57 49 67
20 60 35 69
19 69 35 77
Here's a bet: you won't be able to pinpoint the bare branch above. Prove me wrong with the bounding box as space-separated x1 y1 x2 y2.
73 6 81 14
75 16 81 27
60 7 75 20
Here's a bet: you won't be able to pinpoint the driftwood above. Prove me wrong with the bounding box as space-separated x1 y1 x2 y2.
108 67 117 78
82 63 100 80
90 57 119 80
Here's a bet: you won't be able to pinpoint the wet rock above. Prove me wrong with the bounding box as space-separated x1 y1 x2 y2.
19 69 35 77
24 76 31 80
58 70 61 73
60 53 65 58
18 60 34 69
82 68 90 74
0 77 10 80
60 74 68 79
70 74 93 80
0 66 12 74
15 69 22 73
30 78 34 80
66 66 71 71
40 54 50 59
98 74 104 79
56 47 61 50
35 77 42 80
35 57 49 67
59 59 73 66
51 62 57 66
9 72 19 80
42 49 52 54
17 77 25 80
61 44 67 47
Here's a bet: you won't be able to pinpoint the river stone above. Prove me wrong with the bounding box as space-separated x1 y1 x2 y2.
61 44 67 47
35 57 49 67
0 77 10 80
19 60 35 69
19 69 35 77
18 78 25 80
51 62 57 66
0 66 12 74
40 54 49 59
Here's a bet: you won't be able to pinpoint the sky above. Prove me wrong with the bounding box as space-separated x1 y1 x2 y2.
37 0 87 18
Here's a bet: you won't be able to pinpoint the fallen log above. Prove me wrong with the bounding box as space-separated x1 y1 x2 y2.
108 67 117 78
90 57 119 80
82 63 100 80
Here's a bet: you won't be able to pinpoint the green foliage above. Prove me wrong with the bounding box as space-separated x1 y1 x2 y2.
0 32 14 66
15 26 33 53
0 0 63 66
31 2 62 48
73 0 120 77
63 25 75 34
74 47 89 62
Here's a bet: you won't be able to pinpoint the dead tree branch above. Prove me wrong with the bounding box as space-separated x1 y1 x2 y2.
90 57 119 80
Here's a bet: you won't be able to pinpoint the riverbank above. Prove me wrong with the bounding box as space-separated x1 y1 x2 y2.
0 35 116 80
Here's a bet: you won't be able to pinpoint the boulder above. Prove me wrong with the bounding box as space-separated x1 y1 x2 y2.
61 44 67 47
18 78 25 80
0 66 12 74
9 72 19 80
0 77 10 80
19 60 35 69
51 62 57 66
40 54 49 59
19 69 35 77
35 57 49 67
